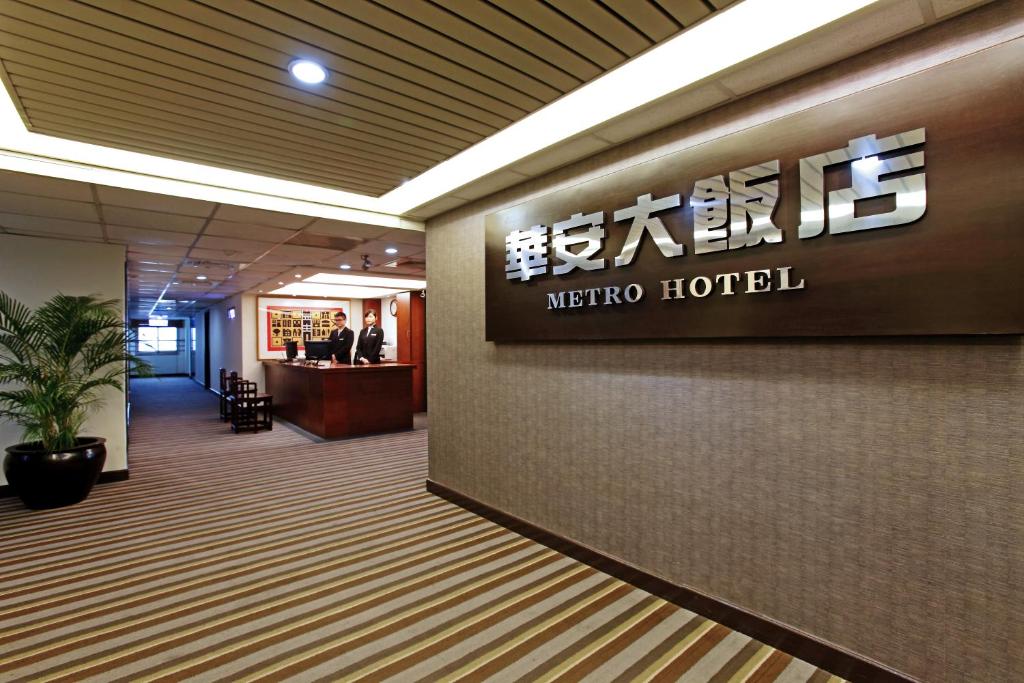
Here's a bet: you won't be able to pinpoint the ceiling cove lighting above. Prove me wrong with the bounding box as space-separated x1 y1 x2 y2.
377 0 877 213
289 60 328 85
0 0 873 220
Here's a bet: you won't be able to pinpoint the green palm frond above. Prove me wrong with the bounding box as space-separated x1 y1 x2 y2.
0 292 148 451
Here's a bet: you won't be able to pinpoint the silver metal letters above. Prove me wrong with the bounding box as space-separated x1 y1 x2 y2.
505 225 548 281
552 211 606 275
799 128 926 239
729 160 782 249
613 193 685 267
503 127 926 283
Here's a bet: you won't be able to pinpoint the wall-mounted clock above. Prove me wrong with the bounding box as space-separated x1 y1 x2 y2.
389 299 398 316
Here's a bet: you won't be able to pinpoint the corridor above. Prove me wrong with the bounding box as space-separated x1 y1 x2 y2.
0 378 839 682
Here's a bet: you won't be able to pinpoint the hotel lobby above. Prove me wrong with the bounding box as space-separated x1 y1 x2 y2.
0 1 1020 681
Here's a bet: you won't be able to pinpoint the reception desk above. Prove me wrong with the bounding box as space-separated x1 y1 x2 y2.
263 361 415 439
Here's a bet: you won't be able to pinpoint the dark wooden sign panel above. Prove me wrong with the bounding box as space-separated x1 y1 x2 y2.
484 41 1023 341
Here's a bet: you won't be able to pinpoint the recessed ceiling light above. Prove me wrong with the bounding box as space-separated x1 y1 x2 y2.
385 247 398 255
196 275 208 280
294 274 302 278
278 281 284 285
340 264 352 270
289 59 327 85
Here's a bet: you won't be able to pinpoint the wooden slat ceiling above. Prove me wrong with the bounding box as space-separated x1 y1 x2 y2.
0 0 734 197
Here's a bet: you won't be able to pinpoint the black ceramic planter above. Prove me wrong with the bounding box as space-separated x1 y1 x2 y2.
3 437 106 510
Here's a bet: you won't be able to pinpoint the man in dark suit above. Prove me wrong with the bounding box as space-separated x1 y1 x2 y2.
354 310 384 364
328 311 354 364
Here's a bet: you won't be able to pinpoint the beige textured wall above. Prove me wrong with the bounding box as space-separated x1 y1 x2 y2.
426 8 1024 682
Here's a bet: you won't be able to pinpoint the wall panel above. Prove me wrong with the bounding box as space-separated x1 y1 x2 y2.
426 6 1024 680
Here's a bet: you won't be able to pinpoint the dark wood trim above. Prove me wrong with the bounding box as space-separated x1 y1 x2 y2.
426 479 917 683
98 469 129 484
0 469 129 498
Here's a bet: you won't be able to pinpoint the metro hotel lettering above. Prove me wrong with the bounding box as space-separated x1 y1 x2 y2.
505 128 925 312
546 266 806 310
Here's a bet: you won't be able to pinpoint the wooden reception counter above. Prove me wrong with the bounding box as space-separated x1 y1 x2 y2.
263 361 415 439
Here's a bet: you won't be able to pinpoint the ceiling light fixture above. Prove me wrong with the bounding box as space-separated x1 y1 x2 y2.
384 247 398 255
294 274 302 278
196 275 208 280
339 264 352 270
289 59 328 85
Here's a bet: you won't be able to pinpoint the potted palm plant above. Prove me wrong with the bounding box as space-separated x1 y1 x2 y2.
0 292 150 509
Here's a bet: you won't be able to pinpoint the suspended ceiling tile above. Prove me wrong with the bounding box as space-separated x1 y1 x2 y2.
379 229 426 247
354 239 424 259
205 219 297 243
185 246 260 264
103 206 208 233
0 212 104 239
193 234 275 254
0 170 95 201
259 243 344 264
304 218 391 241
0 190 98 221
213 204 313 230
94 185 216 216
236 262 290 274
128 244 189 257
106 225 196 246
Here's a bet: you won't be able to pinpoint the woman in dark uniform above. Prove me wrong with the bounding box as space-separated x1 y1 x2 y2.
353 310 384 364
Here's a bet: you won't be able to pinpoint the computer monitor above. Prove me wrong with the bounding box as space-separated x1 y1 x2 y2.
284 340 298 361
304 340 332 361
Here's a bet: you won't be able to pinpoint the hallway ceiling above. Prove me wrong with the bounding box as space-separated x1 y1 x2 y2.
0 1 996 318
0 169 424 318
0 0 734 197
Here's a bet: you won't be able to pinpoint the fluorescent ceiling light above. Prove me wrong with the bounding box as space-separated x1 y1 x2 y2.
378 0 877 213
289 60 328 85
270 282 414 299
305 273 426 289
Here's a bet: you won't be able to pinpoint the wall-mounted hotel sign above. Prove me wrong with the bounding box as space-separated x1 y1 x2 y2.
484 44 1023 341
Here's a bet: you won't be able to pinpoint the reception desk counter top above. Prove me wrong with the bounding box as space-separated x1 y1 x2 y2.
263 361 415 439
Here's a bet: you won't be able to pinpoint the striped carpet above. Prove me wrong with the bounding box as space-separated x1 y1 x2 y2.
0 377 844 682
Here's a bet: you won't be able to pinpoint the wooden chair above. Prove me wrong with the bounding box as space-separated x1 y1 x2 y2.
219 369 239 422
228 379 273 434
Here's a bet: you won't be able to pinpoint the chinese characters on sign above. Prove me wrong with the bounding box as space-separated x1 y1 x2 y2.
505 129 926 283
485 47 1024 341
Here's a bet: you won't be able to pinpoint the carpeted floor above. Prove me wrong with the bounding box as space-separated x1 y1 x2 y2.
0 378 845 682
